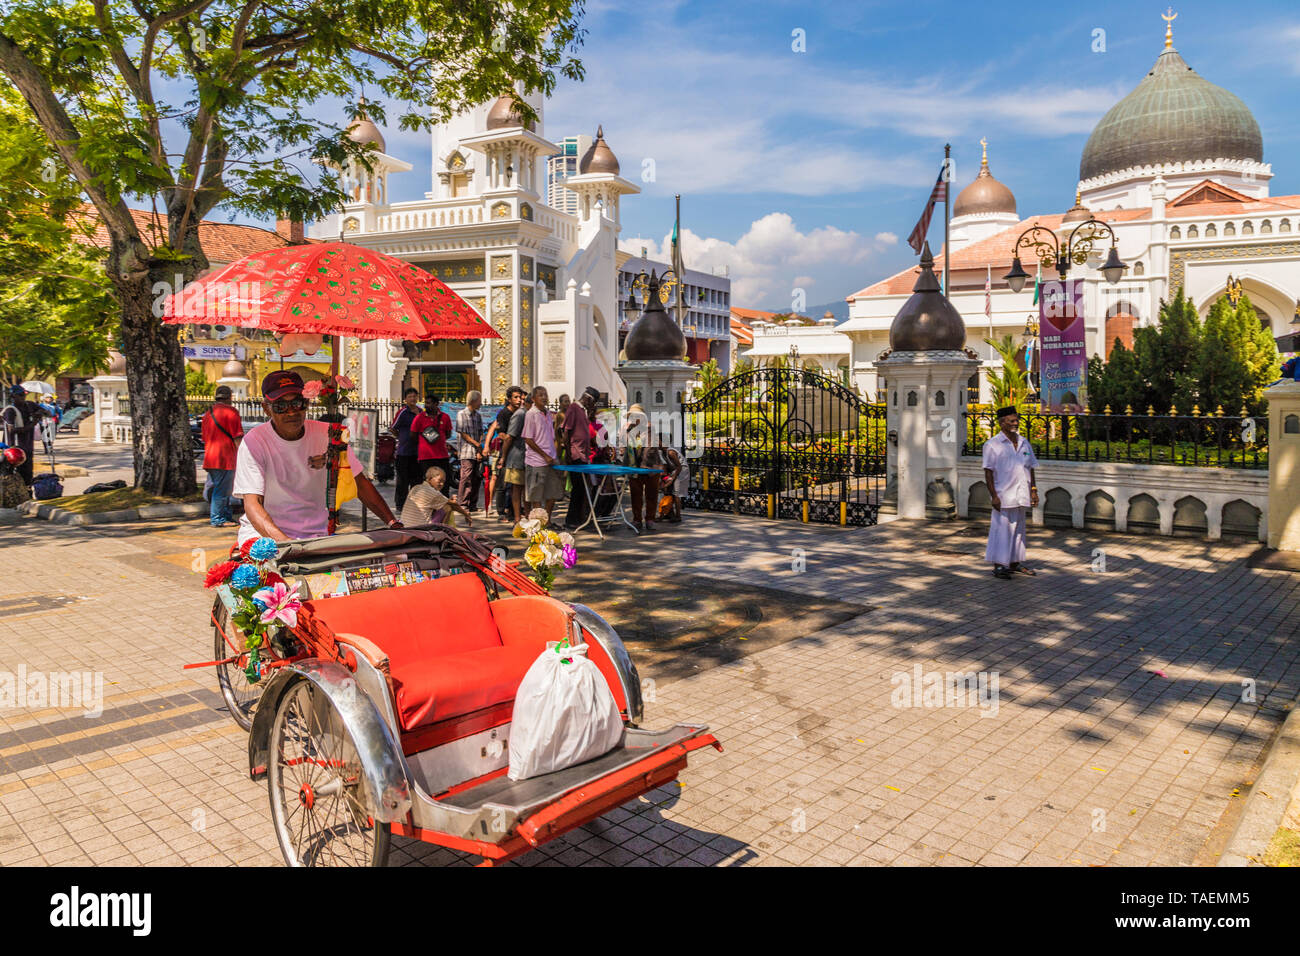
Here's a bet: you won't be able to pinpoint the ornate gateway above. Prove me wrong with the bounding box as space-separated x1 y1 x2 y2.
680 366 887 526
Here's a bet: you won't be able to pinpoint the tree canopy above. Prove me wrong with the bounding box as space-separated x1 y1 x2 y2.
0 80 116 383
1089 290 1279 416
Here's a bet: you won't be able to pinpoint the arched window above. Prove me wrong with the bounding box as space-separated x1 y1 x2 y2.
1134 261 1145 276
1170 225 1181 239
1188 225 1199 238
1242 221 1254 235
1206 223 1217 237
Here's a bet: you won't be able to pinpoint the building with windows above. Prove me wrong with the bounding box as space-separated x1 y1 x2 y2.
616 254 732 369
840 19 1300 403
546 134 592 218
310 99 636 404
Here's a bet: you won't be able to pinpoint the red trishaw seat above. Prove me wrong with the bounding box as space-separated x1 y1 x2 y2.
298 573 565 735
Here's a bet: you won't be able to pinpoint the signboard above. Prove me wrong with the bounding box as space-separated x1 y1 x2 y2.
1039 279 1087 412
543 333 565 381
265 343 332 364
182 345 234 361
346 407 379 477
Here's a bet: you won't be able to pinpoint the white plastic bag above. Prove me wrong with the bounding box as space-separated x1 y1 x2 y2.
508 641 624 781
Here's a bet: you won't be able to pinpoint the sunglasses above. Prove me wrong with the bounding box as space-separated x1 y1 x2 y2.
269 397 309 413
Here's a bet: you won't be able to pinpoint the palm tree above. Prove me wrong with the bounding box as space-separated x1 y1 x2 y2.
983 334 1027 408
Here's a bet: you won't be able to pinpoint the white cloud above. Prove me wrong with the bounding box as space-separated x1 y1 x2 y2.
545 18 1122 198
621 212 897 307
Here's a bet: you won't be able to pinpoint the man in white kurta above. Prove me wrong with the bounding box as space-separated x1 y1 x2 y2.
982 407 1039 579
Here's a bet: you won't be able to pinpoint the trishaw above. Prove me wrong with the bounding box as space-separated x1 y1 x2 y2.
202 526 720 867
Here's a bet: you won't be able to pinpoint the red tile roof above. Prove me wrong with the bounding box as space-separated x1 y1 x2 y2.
730 307 777 323
730 316 754 345
71 205 315 266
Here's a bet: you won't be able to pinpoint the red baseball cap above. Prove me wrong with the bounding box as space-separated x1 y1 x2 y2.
262 370 305 401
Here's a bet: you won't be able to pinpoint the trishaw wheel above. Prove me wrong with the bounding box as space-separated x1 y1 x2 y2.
267 678 391 867
212 599 260 732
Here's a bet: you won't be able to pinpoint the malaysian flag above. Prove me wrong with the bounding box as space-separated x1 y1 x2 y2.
984 265 992 320
908 163 949 254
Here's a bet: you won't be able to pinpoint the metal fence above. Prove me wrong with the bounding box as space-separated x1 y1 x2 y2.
963 409 1268 469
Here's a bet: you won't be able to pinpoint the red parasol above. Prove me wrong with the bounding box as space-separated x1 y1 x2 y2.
160 241 498 341
161 241 498 535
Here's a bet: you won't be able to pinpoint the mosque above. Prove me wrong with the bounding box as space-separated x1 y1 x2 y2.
308 93 636 404
840 16 1300 402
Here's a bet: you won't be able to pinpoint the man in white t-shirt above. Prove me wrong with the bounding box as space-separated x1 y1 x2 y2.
233 370 401 544
982 406 1039 579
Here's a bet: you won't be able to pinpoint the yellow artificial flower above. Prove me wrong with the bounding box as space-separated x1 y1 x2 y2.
512 523 526 538
525 543 545 569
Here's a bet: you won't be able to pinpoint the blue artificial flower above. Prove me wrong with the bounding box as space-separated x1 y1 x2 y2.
230 564 262 590
249 537 279 562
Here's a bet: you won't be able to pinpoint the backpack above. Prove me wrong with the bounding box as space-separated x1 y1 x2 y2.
32 472 63 500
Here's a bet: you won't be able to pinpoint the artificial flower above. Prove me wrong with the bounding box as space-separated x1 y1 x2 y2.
524 543 545 569
335 375 355 390
512 523 527 539
562 544 578 569
528 507 549 523
544 530 561 546
238 539 256 559
230 564 262 590
559 531 575 549
249 537 278 561
252 581 302 628
203 560 241 589
301 380 323 400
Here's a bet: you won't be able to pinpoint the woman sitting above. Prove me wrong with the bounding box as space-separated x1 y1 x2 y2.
399 464 473 528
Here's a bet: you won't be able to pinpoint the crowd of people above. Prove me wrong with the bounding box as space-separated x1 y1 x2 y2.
388 384 690 534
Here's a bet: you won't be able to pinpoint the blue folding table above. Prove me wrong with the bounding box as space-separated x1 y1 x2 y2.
552 463 662 540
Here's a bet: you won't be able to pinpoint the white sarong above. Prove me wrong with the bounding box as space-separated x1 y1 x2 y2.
985 506 1027 567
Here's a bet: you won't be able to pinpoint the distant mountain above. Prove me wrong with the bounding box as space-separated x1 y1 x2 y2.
805 300 851 324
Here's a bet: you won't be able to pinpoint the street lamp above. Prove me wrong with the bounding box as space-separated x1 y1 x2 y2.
1003 216 1126 292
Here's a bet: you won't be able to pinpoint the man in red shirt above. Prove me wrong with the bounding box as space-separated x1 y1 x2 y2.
202 385 244 527
410 395 453 486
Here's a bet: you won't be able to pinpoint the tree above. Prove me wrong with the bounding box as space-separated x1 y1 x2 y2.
0 81 116 383
695 357 722 392
1089 338 1142 413
1132 288 1200 413
1199 294 1277 415
0 1 586 495
983 333 1027 408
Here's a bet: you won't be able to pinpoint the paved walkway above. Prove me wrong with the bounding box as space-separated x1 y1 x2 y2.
1 508 1297 866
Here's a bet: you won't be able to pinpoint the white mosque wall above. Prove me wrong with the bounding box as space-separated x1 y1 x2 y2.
956 456 1267 542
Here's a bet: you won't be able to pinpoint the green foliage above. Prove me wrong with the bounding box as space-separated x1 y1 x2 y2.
695 358 722 392
983 333 1027 408
186 365 215 396
1132 287 1200 413
1088 291 1278 417
0 81 116 382
1088 339 1142 413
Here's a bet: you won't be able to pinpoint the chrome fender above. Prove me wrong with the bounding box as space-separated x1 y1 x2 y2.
570 604 643 724
247 659 412 824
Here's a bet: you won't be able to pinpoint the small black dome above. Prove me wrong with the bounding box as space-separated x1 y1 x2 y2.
888 244 967 351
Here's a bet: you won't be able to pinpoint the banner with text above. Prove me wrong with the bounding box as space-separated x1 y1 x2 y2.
1039 278 1087 412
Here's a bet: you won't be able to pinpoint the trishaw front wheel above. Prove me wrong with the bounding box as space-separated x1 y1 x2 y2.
267 678 391 867
213 599 261 731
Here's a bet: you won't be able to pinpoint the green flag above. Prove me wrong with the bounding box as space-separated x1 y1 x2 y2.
1031 262 1042 306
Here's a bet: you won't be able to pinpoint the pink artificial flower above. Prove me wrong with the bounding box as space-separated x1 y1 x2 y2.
335 375 355 390
301 380 323 400
561 544 578 570
253 581 302 628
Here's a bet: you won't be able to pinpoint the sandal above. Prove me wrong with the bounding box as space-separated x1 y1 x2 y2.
1011 564 1037 576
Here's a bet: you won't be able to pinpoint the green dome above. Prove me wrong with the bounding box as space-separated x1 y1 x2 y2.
1079 48 1262 182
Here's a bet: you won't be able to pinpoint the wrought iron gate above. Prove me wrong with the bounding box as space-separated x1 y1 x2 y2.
680 366 887 525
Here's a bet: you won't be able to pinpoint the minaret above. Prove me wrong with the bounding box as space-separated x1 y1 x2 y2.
562 126 640 234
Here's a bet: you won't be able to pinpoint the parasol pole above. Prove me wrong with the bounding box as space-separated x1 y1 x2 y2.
325 333 343 534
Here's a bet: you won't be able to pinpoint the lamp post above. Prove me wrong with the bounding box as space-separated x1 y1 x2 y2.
1003 216 1126 292
1022 314 1039 401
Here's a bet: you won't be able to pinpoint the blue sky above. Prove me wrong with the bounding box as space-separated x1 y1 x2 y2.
220 0 1300 311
